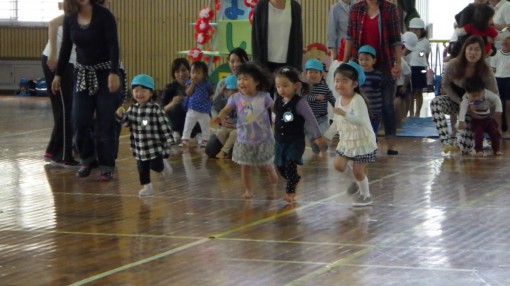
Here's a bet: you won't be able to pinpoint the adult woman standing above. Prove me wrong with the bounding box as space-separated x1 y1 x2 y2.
343 0 402 155
251 0 303 72
430 35 499 154
52 0 124 181
42 0 77 166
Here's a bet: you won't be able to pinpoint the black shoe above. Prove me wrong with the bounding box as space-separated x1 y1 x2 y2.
387 149 399 155
99 171 113 181
76 165 92 177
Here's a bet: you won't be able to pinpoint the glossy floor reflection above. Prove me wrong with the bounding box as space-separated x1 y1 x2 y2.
1 96 510 286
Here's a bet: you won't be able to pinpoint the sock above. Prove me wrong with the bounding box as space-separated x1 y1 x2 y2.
356 176 370 197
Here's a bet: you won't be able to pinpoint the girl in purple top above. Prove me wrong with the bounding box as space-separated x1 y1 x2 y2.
214 63 278 199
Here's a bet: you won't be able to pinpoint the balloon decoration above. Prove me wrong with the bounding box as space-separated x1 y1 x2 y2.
244 0 258 24
188 6 217 62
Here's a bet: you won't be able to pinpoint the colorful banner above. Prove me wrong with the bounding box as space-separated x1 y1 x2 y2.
219 0 251 20
216 20 252 55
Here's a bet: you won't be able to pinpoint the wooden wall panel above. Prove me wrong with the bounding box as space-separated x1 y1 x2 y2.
1 0 339 89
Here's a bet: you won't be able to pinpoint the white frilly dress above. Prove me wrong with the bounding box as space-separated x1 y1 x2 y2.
324 93 377 162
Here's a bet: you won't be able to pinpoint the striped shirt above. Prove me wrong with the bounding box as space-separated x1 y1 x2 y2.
305 80 336 118
360 70 383 115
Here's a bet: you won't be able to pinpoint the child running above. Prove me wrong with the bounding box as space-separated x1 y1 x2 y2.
274 67 326 203
116 74 173 196
214 63 278 199
324 62 377 207
304 59 335 156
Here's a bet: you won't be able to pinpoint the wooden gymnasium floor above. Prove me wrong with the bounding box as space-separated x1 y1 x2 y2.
1 95 510 286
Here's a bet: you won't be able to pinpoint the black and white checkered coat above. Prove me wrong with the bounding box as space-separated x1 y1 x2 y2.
118 102 172 161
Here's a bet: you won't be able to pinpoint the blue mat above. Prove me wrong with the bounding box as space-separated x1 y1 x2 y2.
397 117 439 138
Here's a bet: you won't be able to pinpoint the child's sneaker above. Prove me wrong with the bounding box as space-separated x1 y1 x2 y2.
347 182 359 195
352 194 373 207
139 183 153 196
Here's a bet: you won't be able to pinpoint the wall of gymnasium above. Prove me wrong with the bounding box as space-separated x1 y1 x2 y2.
0 0 337 90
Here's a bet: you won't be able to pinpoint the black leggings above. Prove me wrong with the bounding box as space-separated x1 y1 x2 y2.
137 155 164 185
277 160 301 194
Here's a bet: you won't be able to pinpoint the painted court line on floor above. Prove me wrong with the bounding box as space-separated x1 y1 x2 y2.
68 160 435 285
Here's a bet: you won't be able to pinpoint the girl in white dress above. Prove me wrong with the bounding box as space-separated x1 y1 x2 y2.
324 62 377 207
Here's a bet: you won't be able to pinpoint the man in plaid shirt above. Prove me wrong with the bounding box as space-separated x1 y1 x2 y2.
342 0 402 155
116 74 173 196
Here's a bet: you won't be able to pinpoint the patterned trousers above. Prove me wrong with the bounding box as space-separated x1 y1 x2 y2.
430 95 474 153
277 160 301 194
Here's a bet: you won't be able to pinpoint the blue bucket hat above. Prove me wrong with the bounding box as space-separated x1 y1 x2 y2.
305 59 324 72
358 45 376 57
224 74 238 90
342 61 366 86
131 74 155 90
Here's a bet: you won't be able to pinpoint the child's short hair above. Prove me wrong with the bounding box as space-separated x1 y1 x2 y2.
171 58 190 80
236 63 272 92
464 75 485 93
191 60 209 79
224 75 238 90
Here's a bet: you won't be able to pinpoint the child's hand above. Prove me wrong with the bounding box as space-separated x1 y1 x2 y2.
116 106 125 117
314 137 327 148
333 107 345 116
316 95 325 101
458 121 466 130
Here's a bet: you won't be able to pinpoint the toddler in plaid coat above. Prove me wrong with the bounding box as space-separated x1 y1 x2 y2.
116 74 173 196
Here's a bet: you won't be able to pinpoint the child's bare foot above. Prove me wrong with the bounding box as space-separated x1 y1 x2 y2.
179 140 189 147
495 151 503 156
283 193 296 204
474 151 484 157
216 151 227 159
242 190 253 199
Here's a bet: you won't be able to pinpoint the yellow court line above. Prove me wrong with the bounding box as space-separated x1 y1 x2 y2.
284 186 506 286
69 238 210 286
68 160 435 285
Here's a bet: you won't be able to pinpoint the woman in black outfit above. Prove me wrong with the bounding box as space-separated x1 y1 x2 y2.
52 0 125 181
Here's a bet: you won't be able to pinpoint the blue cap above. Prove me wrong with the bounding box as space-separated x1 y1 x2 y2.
358 45 376 57
131 74 155 90
305 59 324 71
224 74 238 90
342 61 366 86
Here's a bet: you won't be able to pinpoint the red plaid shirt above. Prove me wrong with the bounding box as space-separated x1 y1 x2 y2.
346 0 402 73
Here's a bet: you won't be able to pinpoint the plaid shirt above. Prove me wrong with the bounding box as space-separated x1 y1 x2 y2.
118 101 172 161
346 0 401 73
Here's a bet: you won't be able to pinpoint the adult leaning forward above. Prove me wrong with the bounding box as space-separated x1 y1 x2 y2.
430 35 499 154
343 0 402 155
52 0 126 181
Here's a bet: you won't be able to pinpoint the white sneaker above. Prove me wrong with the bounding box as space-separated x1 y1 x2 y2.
138 183 153 196
162 159 173 176
196 133 202 145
